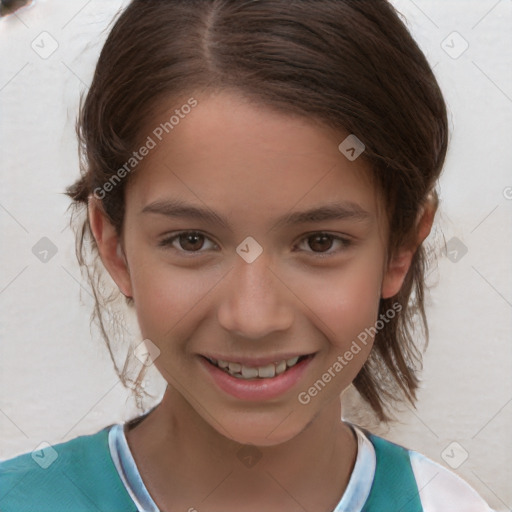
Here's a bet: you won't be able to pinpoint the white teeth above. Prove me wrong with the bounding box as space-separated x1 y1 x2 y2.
241 366 259 378
275 360 287 375
258 364 276 378
228 362 242 373
211 356 306 379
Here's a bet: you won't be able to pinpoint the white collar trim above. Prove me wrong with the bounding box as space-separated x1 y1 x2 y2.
108 421 376 512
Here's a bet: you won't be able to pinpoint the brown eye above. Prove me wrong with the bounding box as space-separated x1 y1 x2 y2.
296 232 352 257
158 231 216 254
177 232 205 251
307 234 335 252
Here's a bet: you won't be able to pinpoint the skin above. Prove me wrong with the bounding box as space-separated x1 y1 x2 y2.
89 90 435 512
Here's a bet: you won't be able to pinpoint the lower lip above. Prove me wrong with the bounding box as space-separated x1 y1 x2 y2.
199 355 315 401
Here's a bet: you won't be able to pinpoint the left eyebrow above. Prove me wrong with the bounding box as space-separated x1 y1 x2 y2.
140 198 372 230
273 201 372 229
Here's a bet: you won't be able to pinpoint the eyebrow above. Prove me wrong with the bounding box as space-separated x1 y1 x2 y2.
141 198 372 230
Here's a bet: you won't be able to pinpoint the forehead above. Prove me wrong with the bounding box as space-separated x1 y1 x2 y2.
126 90 383 226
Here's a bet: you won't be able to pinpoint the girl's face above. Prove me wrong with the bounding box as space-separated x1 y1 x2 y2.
92 90 414 446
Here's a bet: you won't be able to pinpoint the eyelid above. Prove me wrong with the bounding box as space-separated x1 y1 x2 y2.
158 230 353 258
293 232 353 257
158 230 219 253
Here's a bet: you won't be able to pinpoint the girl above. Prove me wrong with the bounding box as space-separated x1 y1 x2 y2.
0 1 497 510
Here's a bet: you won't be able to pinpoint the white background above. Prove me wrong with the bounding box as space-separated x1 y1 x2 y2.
0 1 511 510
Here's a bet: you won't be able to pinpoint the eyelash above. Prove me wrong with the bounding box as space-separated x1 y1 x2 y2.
157 231 353 258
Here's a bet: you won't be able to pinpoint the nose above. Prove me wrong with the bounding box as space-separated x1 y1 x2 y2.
217 253 294 340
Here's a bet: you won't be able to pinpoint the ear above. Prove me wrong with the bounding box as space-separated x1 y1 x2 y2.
88 195 133 298
381 195 436 299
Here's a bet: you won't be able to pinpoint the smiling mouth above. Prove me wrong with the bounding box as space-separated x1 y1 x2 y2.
203 355 312 380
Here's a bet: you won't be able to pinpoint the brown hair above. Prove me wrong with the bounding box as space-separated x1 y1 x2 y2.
66 0 448 422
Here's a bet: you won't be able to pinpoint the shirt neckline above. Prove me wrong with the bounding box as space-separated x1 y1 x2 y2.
108 419 376 512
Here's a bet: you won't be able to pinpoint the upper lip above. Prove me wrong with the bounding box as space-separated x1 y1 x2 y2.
200 352 316 367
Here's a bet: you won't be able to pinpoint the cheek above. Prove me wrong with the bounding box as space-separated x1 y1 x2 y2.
128 259 211 343
290 251 383 359
291 262 383 408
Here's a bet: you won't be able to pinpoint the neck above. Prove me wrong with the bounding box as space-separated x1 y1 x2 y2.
126 385 358 512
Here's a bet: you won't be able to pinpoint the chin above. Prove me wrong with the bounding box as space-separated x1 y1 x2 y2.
218 414 307 447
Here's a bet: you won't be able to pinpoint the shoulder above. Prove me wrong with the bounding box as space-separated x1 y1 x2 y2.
408 449 495 512
0 425 136 512
363 429 494 512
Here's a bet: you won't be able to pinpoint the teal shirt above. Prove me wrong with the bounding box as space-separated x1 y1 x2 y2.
0 426 136 512
0 421 494 512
